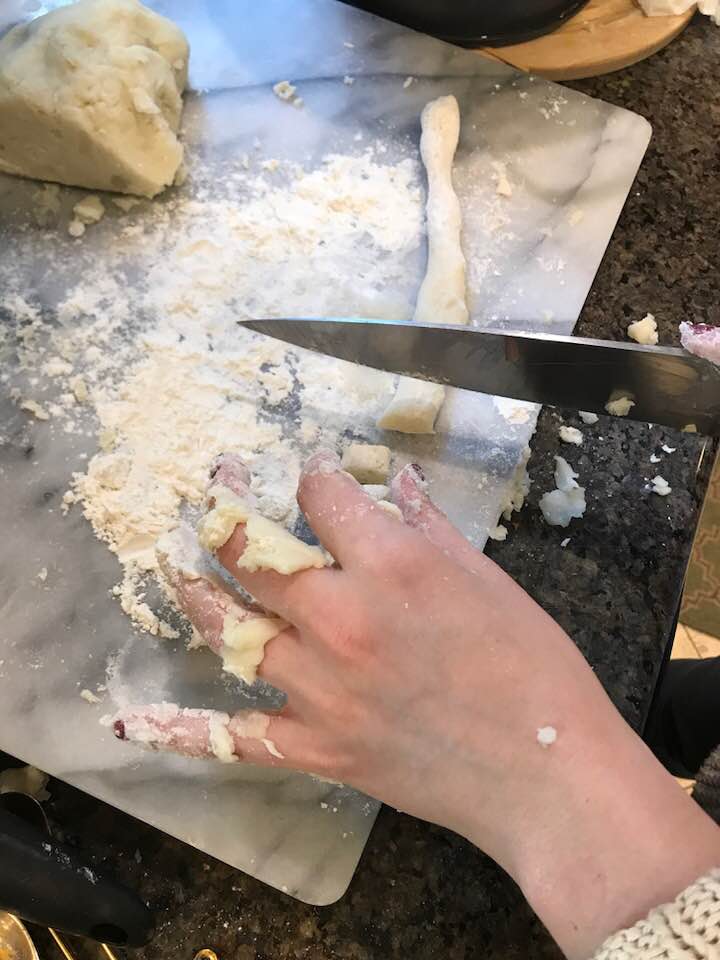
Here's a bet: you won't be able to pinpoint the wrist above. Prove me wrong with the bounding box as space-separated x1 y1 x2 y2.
501 715 720 959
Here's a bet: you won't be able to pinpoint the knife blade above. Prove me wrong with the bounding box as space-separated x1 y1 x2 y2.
240 317 720 435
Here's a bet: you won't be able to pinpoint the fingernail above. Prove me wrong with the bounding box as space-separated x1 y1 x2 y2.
303 449 341 477
113 719 126 740
209 455 223 480
410 462 425 482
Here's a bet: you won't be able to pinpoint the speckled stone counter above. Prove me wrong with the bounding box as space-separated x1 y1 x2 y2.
10 13 720 960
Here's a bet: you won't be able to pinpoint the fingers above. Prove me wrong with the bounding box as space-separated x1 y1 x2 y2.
113 703 302 767
391 463 488 576
157 524 289 685
157 524 270 656
200 452 340 627
296 449 407 568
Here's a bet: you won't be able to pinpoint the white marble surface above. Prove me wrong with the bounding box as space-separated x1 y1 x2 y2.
0 0 650 905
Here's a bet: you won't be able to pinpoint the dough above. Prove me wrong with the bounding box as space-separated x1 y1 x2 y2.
0 0 189 197
378 95 468 434
413 95 469 328
220 613 287 685
539 456 586 528
377 377 446 434
627 314 658 346
198 487 329 575
341 442 391 484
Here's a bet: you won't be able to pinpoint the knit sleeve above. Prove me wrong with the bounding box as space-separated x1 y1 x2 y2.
591 870 720 960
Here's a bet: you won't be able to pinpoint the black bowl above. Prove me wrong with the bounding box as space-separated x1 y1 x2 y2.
342 0 589 46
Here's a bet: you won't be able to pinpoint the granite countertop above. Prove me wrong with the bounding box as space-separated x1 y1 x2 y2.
11 14 720 960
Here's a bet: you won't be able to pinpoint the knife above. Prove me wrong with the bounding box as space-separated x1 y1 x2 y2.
240 317 720 435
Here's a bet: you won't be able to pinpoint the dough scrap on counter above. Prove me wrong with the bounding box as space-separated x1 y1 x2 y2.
341 442 391 484
605 394 635 417
539 456 586 528
378 94 468 435
627 313 658 346
198 486 329 575
0 0 189 197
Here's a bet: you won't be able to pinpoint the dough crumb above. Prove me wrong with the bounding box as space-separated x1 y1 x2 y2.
80 688 101 704
37 567 48 581
578 411 599 425
20 398 50 420
73 196 104 225
343 75 355 85
559 425 583 445
341 442 391 484
488 524 508 541
539 456 586 528
683 423 698 433
605 395 635 417
492 161 513 198
567 207 584 226
650 453 661 463
662 444 676 453
111 195 141 212
262 738 285 759
560 537 571 548
273 79 296 100
67 219 86 238
537 726 557 748
403 76 415 89
627 313 658 346
650 476 672 496
272 80 302 108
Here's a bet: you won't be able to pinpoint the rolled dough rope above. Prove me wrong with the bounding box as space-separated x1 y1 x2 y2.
378 94 469 434
413 94 469 328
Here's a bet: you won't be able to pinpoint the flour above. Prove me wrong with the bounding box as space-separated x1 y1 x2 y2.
2 144 422 640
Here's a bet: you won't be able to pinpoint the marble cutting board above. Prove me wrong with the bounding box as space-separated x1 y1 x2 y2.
0 0 650 905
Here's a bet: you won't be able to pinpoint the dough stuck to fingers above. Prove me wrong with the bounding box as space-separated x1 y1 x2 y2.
157 523 288 685
378 94 468 435
198 485 329 574
113 703 275 764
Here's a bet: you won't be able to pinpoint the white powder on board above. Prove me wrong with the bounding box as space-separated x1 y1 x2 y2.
3 146 423 634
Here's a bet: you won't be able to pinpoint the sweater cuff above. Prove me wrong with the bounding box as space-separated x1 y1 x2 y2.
591 870 720 960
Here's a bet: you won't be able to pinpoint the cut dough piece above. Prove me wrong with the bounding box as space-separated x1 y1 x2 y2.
378 95 468 435
413 95 469 327
362 484 390 501
341 442 391 484
0 0 189 197
198 487 329 574
377 377 446 434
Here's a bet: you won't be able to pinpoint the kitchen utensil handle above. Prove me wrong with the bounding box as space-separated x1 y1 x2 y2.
0 809 154 947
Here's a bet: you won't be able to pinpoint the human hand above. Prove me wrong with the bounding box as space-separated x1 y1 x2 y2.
115 451 720 958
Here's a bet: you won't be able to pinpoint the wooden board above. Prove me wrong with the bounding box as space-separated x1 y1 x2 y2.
478 0 694 80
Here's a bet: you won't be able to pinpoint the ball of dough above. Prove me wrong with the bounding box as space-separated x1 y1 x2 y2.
0 0 189 197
